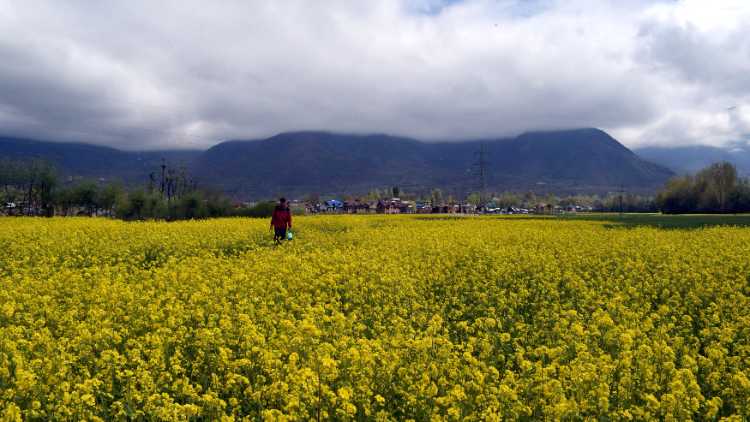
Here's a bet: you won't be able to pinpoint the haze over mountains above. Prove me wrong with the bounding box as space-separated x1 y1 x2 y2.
1 128 676 199
0 137 201 182
635 145 750 177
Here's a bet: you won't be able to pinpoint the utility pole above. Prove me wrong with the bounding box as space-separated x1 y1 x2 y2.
160 158 167 196
473 143 489 209
618 184 625 217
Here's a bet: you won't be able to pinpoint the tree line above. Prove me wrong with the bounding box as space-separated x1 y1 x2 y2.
656 162 750 214
1 159 57 216
0 158 281 220
4 158 748 218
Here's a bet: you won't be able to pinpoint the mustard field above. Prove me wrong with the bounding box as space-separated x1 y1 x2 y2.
1 216 749 420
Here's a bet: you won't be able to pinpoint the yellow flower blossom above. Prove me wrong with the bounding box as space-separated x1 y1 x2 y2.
0 215 748 420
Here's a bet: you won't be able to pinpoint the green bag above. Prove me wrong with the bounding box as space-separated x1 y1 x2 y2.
286 230 294 240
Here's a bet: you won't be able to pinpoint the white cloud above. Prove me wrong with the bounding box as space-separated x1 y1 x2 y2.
0 0 748 149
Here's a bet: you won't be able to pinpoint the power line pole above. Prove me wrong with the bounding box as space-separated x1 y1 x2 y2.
160 158 167 196
618 184 625 217
473 142 489 209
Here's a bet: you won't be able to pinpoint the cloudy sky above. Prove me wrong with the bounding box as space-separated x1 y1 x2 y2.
0 0 749 150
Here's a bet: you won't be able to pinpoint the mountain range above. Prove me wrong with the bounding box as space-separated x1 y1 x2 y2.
634 145 750 177
0 137 201 183
2 128 675 199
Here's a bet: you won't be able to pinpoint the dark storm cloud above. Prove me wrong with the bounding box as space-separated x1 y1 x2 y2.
0 0 748 150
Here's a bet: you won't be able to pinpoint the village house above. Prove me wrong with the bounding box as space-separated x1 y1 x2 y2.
376 198 413 214
343 199 371 214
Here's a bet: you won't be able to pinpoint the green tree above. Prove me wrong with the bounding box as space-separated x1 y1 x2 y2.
36 164 57 217
116 189 147 220
699 161 737 212
430 189 443 207
657 175 700 214
522 191 537 208
657 162 743 214
172 191 208 220
54 187 76 216
0 159 23 204
730 180 750 213
71 181 100 216
466 192 481 206
98 183 124 217
495 192 520 209
234 201 276 218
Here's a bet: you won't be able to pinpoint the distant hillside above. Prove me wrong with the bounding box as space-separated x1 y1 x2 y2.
0 137 201 184
1 129 673 198
192 129 673 198
635 145 750 176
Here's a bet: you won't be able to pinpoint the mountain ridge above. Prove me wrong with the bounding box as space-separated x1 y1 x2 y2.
2 129 674 199
0 136 202 183
192 128 673 198
635 145 750 176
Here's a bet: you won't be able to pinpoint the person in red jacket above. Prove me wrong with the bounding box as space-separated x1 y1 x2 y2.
270 197 292 243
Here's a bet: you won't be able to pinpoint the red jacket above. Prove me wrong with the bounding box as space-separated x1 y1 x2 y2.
271 206 292 229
